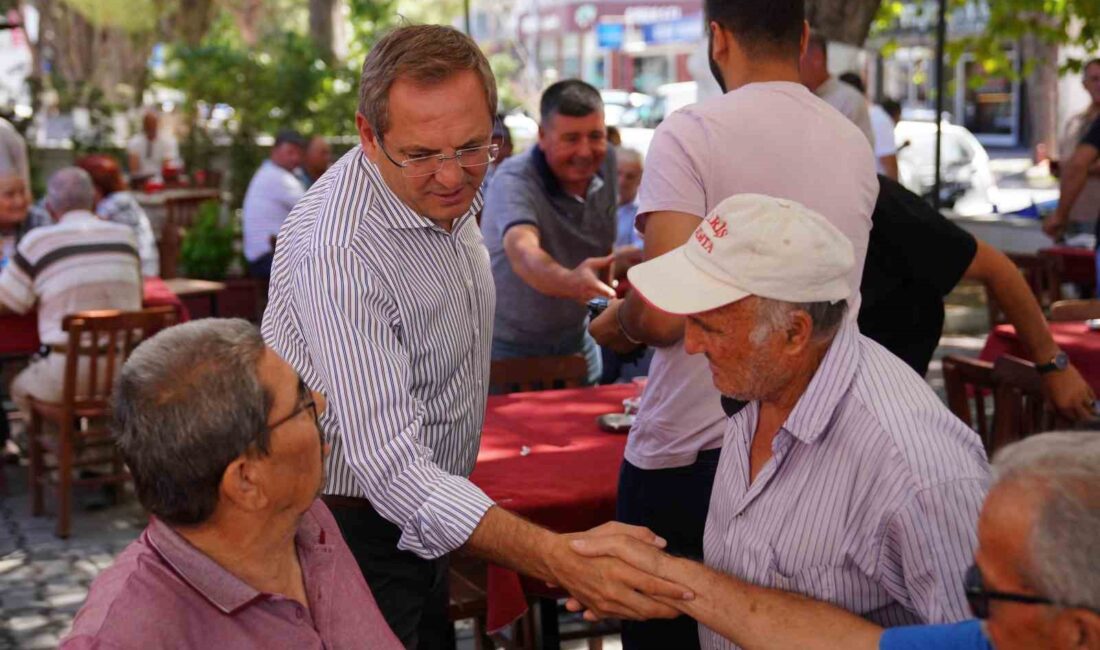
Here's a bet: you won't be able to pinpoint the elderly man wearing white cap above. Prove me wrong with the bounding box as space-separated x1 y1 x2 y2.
623 194 991 647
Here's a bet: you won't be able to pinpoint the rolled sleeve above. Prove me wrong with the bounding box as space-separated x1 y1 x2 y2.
878 479 986 623
292 246 493 558
482 166 541 241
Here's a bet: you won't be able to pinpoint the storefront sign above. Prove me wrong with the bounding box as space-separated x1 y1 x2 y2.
597 22 626 50
641 14 702 45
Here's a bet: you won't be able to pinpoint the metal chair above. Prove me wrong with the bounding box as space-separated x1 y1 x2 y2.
26 306 177 537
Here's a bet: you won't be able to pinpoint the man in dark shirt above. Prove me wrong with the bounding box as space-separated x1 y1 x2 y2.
861 175 1095 421
1044 116 1100 240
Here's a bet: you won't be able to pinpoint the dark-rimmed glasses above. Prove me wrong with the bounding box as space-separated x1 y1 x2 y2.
964 564 1055 619
266 394 319 432
374 131 500 178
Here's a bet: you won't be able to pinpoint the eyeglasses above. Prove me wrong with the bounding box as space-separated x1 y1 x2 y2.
964 564 1055 619
266 394 319 432
374 132 500 178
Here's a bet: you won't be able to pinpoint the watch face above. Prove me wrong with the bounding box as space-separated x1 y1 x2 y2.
1055 352 1070 370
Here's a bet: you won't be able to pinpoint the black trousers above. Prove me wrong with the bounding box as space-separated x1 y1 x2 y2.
614 448 722 650
325 497 453 650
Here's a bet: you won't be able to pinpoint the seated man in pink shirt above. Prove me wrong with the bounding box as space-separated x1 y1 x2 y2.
62 319 401 649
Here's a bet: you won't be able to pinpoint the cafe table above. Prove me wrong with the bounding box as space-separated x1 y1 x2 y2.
980 321 1100 391
0 276 189 357
469 383 636 641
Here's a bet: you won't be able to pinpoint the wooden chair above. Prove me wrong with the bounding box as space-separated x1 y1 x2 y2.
942 355 997 448
489 355 589 394
158 190 222 278
1049 299 1100 322
448 554 497 650
26 306 178 537
986 253 1063 325
989 354 1061 454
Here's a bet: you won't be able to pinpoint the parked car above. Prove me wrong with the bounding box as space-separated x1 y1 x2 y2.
619 81 698 129
600 89 652 127
895 120 999 215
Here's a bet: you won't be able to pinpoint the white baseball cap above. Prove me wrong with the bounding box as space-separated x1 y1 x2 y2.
627 194 855 315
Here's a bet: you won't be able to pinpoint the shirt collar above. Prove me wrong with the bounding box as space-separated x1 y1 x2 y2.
781 320 861 445
58 209 98 225
357 146 483 233
530 145 604 201
146 501 329 615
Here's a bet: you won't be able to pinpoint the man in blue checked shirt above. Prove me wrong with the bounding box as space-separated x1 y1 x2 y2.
569 431 1100 650
262 24 691 648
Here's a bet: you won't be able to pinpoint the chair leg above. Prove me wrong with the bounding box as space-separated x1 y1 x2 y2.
56 422 74 538
28 410 44 516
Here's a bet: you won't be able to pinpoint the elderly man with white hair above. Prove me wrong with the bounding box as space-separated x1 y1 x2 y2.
571 430 1100 650
597 194 991 645
0 167 141 413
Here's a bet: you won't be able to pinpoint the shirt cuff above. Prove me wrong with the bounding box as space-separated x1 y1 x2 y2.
396 473 495 559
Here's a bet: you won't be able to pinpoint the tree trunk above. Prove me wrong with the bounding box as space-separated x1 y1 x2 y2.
309 0 340 62
1021 34 1059 159
805 0 883 46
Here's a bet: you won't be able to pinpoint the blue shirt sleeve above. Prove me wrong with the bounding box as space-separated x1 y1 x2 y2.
879 620 993 650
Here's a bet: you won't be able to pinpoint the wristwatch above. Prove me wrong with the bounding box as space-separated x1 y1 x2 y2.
1036 351 1069 375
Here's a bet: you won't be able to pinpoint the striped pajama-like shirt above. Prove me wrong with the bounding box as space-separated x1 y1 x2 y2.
262 147 496 559
701 322 990 649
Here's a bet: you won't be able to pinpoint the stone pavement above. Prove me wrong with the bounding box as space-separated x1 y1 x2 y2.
0 462 145 649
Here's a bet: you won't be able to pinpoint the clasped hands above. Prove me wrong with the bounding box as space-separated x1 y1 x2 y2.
545 522 692 622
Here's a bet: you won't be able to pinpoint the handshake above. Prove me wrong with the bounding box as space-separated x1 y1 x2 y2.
543 522 699 622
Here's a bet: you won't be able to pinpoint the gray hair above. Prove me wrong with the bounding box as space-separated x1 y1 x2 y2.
46 167 96 215
113 319 272 526
992 431 1100 611
358 24 497 136
751 297 848 345
616 146 643 167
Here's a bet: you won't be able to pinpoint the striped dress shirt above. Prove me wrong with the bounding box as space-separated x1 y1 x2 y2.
262 147 496 559
701 322 990 649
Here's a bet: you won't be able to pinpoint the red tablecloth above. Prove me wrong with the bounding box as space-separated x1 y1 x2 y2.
1041 246 1096 287
0 277 189 356
981 322 1100 391
470 383 635 632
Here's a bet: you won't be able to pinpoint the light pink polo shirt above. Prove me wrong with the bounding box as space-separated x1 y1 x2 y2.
627 81 878 470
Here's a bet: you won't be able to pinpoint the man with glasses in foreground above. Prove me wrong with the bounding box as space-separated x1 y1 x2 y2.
62 319 403 648
263 25 690 648
568 429 1100 650
481 79 619 385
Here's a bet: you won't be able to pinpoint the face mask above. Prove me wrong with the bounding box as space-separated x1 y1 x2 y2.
708 28 728 94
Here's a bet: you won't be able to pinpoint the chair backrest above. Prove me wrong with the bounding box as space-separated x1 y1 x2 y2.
159 191 222 278
987 253 1063 325
489 355 589 394
990 354 1060 454
60 306 178 419
942 355 996 444
1049 299 1100 322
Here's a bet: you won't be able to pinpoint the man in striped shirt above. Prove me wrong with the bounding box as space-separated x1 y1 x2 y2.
0 167 141 414
262 25 690 648
619 194 989 646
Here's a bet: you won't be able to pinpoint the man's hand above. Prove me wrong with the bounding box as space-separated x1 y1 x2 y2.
1042 364 1096 421
568 254 616 304
1042 211 1068 240
545 522 693 621
562 527 685 621
589 299 643 355
611 246 645 280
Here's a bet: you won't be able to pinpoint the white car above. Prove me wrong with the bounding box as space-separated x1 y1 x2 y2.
895 120 999 216
600 89 652 127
